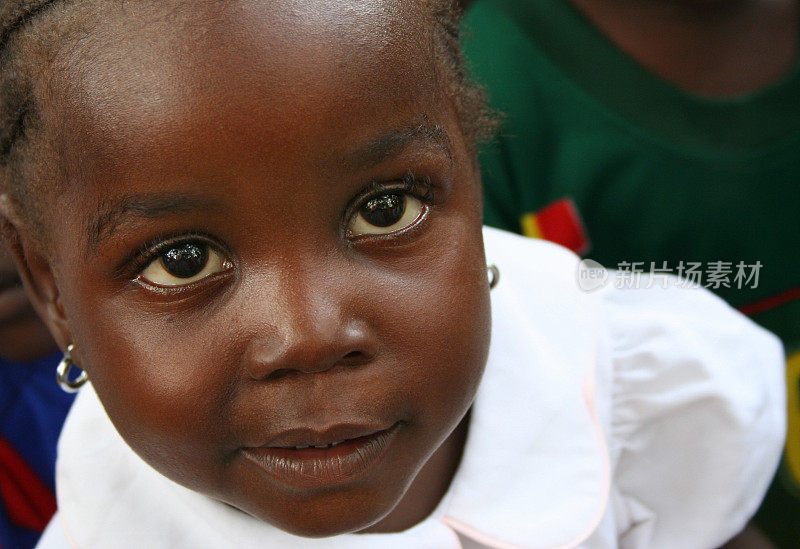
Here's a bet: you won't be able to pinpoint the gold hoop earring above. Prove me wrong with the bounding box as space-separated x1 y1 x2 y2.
56 344 87 393
488 264 500 290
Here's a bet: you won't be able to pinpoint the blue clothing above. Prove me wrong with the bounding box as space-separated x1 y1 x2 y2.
0 352 74 549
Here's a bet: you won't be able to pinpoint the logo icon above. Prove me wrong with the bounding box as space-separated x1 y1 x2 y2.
577 258 608 292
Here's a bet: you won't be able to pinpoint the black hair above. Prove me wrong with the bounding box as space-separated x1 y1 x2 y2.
0 0 76 240
0 1 63 53
0 0 496 240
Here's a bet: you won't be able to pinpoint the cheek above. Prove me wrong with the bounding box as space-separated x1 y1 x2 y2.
371 222 491 436
67 294 238 487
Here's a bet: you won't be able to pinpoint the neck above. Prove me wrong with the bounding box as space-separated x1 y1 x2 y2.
360 410 471 533
569 0 799 96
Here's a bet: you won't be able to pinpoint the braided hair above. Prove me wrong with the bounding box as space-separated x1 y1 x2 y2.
0 0 79 240
0 1 63 54
0 0 496 242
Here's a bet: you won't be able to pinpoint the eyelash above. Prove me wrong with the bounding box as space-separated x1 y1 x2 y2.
371 172 433 199
123 173 437 280
346 172 435 223
126 232 226 279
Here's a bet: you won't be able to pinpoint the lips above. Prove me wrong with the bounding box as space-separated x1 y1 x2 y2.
261 423 393 449
240 422 402 489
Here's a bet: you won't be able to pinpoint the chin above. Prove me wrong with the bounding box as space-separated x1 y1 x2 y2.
261 506 394 539
224 481 405 539
280 522 372 539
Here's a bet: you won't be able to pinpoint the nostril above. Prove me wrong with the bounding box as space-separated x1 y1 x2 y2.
342 350 372 366
256 349 373 382
266 368 296 382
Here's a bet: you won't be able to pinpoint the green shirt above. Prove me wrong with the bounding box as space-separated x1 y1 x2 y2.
463 0 800 546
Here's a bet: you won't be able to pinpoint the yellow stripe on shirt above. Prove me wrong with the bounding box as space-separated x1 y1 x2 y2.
787 350 800 490
520 212 543 239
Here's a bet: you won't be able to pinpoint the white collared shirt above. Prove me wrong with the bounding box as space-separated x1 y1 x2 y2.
38 228 786 549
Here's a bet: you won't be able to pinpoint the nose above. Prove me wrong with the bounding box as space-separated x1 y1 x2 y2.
242 277 376 381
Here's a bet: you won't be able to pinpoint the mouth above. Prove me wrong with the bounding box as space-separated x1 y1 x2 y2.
240 422 403 490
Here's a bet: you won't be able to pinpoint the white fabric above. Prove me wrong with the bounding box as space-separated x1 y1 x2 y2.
38 227 785 549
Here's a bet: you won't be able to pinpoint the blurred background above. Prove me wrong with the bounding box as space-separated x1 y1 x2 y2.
0 243 72 549
459 0 799 547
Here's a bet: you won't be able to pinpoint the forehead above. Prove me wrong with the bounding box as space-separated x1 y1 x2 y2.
44 0 445 192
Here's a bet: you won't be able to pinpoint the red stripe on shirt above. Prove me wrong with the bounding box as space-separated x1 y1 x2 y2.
0 437 56 532
737 285 800 317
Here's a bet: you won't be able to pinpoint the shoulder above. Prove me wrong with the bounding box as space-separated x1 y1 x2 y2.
483 226 584 290
598 273 785 548
483 228 786 547
483 227 601 354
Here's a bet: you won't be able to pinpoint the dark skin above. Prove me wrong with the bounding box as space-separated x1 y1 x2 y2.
0 243 57 362
569 0 798 97
1 0 491 538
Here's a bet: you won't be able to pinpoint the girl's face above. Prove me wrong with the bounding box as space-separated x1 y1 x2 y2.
24 0 490 537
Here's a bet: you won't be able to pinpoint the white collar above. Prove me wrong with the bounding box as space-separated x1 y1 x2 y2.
55 228 610 549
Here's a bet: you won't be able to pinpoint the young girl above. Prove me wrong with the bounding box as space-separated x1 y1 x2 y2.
0 1 785 548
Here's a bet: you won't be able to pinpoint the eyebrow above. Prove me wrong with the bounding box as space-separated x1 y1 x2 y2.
87 192 220 250
343 121 453 169
85 123 452 250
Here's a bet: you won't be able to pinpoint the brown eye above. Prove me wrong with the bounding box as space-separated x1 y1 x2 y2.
349 193 425 236
360 194 405 227
162 242 208 278
140 242 231 287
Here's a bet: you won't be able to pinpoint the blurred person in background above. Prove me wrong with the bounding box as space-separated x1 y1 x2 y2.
461 0 799 547
0 243 73 549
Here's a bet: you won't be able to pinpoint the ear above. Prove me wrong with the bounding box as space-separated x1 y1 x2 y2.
0 193 72 351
